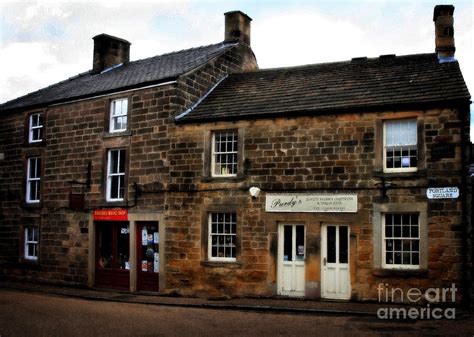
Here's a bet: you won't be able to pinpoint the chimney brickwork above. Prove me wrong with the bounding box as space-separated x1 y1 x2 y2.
92 34 131 73
224 11 252 45
433 5 455 60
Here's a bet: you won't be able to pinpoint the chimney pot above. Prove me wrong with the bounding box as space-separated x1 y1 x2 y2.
92 34 131 73
224 11 252 45
433 5 455 61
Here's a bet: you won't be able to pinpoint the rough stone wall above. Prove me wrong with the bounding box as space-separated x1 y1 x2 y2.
0 42 257 286
0 82 176 284
166 108 465 300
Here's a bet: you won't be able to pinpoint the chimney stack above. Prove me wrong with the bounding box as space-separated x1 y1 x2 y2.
92 34 131 73
224 11 252 45
433 5 455 61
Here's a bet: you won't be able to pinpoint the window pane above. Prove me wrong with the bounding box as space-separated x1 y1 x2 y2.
119 176 125 198
339 226 348 263
110 151 119 173
98 225 113 268
118 150 125 173
117 224 130 270
284 225 292 262
296 225 304 260
327 226 336 263
28 243 36 257
111 176 119 199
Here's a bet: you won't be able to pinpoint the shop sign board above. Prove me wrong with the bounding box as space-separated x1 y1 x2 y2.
93 209 128 221
266 193 357 213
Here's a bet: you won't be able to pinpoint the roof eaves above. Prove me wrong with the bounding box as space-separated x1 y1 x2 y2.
0 77 179 114
176 97 471 124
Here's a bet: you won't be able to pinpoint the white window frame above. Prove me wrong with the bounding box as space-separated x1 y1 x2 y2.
24 227 39 261
382 213 420 270
383 119 418 173
211 130 238 177
208 212 237 262
26 157 41 204
106 149 126 202
109 98 128 133
29 113 43 143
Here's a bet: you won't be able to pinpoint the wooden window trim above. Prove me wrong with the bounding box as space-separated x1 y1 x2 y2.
106 149 127 202
104 94 132 136
374 115 425 176
201 205 242 266
203 128 245 181
22 148 44 208
24 110 47 147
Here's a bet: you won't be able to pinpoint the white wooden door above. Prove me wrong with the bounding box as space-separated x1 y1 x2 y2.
278 224 305 297
321 225 351 300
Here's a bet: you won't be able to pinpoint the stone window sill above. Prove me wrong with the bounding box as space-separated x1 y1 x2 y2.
23 140 46 147
372 268 429 277
201 260 242 269
102 130 132 139
24 202 42 209
373 170 427 179
102 200 128 207
201 175 246 183
18 258 40 269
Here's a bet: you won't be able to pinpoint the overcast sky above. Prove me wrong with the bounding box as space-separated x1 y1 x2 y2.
0 0 472 135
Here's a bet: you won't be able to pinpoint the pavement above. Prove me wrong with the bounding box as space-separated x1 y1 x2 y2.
0 280 470 318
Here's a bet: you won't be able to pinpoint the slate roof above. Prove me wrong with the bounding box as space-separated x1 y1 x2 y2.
0 41 238 113
176 53 471 123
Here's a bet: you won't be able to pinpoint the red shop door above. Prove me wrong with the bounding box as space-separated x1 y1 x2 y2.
137 222 159 292
95 221 130 291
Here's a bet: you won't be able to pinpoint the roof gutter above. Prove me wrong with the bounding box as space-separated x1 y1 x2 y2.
175 98 472 124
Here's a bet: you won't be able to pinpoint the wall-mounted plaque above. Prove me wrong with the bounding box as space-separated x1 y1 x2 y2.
427 187 459 199
431 143 455 161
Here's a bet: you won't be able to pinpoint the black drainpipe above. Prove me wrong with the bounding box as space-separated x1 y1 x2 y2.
460 104 471 308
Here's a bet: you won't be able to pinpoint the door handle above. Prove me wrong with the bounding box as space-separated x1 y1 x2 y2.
323 258 326 266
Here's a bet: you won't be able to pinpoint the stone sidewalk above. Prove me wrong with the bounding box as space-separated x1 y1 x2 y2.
0 280 469 318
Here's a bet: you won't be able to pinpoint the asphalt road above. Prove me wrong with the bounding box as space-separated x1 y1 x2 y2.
0 288 473 337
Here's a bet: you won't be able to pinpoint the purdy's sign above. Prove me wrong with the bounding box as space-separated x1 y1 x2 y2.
93 209 128 221
265 193 357 213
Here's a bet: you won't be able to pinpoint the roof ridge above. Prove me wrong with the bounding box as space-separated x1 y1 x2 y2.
0 40 238 110
131 41 237 65
231 53 437 75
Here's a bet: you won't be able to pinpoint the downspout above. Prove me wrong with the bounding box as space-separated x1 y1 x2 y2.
460 104 471 308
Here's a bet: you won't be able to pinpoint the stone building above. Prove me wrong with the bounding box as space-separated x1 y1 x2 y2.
0 6 471 302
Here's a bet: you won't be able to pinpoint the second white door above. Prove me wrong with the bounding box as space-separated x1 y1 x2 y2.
321 224 351 300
